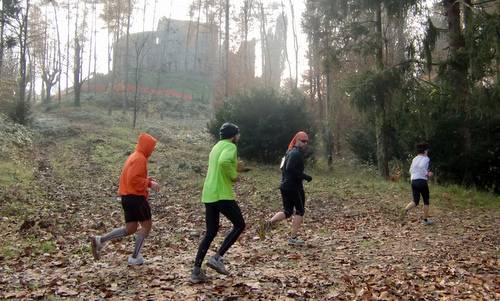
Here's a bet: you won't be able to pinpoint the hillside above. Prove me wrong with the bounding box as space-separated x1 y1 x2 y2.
0 106 498 300
76 71 212 119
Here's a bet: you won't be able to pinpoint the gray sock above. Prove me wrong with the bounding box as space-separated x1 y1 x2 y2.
100 227 128 244
132 232 147 258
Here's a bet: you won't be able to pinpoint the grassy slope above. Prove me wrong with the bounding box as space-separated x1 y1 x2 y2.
0 105 498 300
86 71 212 102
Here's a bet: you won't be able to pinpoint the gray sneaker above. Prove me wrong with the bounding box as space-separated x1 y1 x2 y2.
422 219 434 225
207 255 229 275
190 268 207 284
288 237 305 246
90 236 102 260
127 254 145 265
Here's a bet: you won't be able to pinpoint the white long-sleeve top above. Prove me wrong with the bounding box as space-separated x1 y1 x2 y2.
410 154 430 181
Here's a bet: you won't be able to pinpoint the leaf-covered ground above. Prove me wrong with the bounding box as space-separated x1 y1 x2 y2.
0 107 498 300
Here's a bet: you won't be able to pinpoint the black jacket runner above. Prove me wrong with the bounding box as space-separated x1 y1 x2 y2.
280 147 311 191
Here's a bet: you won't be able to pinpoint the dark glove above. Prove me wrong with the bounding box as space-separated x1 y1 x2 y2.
304 174 312 182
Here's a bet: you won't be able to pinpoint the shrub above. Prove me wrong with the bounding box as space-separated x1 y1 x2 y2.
208 88 315 163
346 122 377 165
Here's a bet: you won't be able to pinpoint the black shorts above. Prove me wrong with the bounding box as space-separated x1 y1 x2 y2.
121 195 151 223
280 188 306 217
411 179 429 205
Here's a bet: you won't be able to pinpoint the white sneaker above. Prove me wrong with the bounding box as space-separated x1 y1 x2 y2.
128 254 145 265
90 236 102 260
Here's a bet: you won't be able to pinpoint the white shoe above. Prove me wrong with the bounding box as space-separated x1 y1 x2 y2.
128 254 145 265
90 236 102 260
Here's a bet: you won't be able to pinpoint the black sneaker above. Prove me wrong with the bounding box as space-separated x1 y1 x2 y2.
207 255 229 275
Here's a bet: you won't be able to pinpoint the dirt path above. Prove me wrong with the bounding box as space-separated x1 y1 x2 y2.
0 113 498 300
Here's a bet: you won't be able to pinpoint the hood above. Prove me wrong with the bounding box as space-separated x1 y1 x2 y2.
288 131 309 150
135 133 157 158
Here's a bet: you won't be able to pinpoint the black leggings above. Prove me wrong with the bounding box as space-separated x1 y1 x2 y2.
194 200 245 267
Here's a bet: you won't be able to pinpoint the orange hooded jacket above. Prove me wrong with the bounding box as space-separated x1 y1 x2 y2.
118 133 157 198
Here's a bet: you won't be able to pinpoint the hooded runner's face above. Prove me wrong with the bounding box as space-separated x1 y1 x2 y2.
297 139 308 151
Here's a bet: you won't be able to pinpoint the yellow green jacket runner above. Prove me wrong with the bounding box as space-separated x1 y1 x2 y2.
202 139 238 203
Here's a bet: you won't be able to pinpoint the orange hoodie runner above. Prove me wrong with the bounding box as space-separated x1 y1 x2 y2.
118 133 157 198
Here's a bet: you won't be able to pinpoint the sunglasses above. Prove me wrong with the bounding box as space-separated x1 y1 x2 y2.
299 139 308 143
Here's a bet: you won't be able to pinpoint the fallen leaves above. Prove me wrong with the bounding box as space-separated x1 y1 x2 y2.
1 111 499 300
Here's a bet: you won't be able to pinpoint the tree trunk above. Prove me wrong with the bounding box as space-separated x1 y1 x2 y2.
259 1 271 87
124 0 132 112
111 17 121 114
66 0 70 95
185 9 193 71
375 2 389 179
73 0 81 107
224 0 229 97
194 0 202 71
444 0 471 184
242 0 253 87
325 70 333 167
87 1 94 95
0 2 5 78
74 38 81 106
288 0 298 89
133 66 139 128
280 2 292 87
51 2 62 103
17 0 30 125
93 0 97 97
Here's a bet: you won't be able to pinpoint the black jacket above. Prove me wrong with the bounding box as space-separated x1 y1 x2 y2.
280 147 311 191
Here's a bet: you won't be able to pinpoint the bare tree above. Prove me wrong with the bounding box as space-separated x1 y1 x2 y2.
257 1 271 87
280 1 292 87
132 34 149 128
193 0 202 70
123 0 133 112
15 0 30 124
224 0 229 97
240 0 253 88
73 0 87 107
65 0 70 93
288 0 298 88
46 0 62 103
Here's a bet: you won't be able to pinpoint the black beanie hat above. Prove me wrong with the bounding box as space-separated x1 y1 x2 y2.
416 142 429 154
219 122 240 139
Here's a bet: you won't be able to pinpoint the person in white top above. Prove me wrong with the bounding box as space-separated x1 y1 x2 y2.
402 143 434 225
